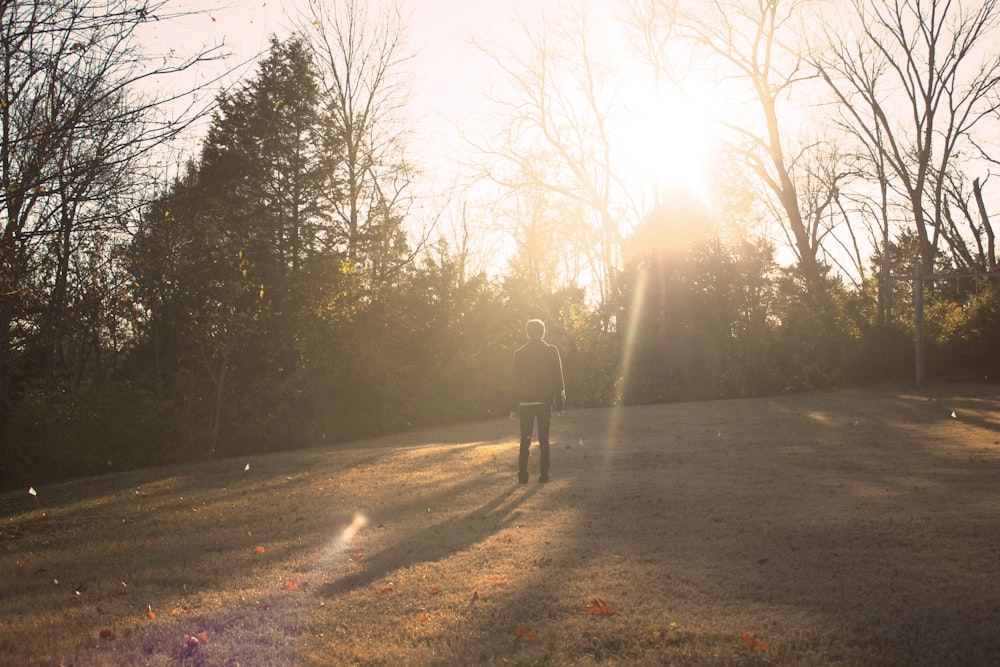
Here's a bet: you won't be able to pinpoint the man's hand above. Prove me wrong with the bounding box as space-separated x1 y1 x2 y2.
509 411 517 421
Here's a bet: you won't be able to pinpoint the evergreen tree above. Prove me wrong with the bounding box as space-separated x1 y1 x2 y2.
128 36 337 453
199 36 334 332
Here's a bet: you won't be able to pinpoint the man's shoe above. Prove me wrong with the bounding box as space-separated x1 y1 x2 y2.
518 473 529 484
538 474 549 483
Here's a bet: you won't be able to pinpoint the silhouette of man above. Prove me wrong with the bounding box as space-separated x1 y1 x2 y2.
510 319 565 483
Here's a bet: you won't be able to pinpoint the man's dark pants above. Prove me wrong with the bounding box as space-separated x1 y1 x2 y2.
518 403 551 483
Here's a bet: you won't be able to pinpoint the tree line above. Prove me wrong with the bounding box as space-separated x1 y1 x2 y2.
2 0 998 491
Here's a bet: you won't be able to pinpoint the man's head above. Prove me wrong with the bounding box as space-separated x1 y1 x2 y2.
525 319 545 340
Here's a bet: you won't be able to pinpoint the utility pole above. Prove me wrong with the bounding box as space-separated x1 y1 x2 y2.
913 262 924 387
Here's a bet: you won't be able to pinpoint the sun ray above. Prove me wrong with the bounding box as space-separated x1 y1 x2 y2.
602 263 651 478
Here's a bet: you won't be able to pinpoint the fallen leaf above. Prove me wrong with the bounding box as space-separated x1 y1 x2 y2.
471 590 479 602
352 552 363 560
28 487 37 497
740 631 768 651
584 598 618 615
99 629 115 641
284 581 299 591
377 584 394 594
430 587 440 595
420 613 429 622
146 608 156 620
515 625 537 642
197 631 208 644
255 545 266 554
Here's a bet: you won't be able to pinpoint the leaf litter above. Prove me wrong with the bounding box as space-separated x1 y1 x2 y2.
1 385 1000 665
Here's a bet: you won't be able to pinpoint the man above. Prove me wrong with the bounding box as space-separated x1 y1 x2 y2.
510 319 565 484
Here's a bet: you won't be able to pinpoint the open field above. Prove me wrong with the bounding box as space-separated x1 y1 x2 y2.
1 383 999 666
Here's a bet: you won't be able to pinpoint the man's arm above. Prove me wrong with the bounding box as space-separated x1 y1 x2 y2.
552 347 566 414
509 351 519 419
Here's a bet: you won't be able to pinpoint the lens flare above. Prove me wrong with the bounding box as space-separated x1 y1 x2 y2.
341 512 368 544
617 267 649 405
320 511 369 565
601 268 651 479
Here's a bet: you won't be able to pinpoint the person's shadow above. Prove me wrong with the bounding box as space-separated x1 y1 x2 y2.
318 483 540 597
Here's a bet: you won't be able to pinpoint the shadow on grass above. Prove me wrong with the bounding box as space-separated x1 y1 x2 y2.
4 385 1000 666
446 385 1000 666
318 482 540 597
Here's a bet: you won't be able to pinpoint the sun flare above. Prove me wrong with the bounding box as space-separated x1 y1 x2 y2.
618 80 721 202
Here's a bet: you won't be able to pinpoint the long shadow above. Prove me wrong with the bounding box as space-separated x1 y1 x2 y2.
436 386 1000 666
318 483 540 597
8 387 1000 665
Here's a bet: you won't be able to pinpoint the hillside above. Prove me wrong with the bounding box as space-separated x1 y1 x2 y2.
2 383 999 666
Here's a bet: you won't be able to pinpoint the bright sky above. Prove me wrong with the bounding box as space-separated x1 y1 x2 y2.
145 0 717 172
141 0 730 280
146 0 556 144
141 0 1000 288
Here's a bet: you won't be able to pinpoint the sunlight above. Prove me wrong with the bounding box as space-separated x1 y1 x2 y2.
600 265 651 480
321 511 369 565
341 511 369 544
618 80 721 203
338 512 368 549
616 266 649 405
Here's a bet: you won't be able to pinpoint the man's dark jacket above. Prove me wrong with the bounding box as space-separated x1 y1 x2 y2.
511 339 566 412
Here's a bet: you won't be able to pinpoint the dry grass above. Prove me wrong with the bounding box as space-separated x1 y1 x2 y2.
2 383 1000 666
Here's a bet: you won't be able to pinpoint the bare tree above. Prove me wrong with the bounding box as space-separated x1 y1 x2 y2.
626 0 831 295
941 171 997 270
302 0 417 285
973 177 997 270
0 0 224 432
813 0 1000 275
473 8 632 308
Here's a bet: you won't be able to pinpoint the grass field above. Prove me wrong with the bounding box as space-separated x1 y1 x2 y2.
1 383 999 666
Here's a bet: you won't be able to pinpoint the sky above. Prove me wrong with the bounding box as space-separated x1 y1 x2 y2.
141 0 686 169
137 0 1000 288
143 0 565 159
139 0 733 279
139 0 673 258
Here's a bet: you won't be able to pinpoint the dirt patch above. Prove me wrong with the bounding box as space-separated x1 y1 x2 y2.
1 383 999 666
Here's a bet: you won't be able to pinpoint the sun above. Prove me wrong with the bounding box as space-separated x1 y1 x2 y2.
617 77 722 203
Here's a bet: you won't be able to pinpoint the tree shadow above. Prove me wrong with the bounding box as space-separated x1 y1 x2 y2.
318 482 540 597
474 385 1000 665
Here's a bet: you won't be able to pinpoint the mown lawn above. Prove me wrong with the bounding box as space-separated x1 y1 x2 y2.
2 383 999 666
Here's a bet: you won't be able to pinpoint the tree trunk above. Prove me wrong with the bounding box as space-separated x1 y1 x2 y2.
973 178 995 269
